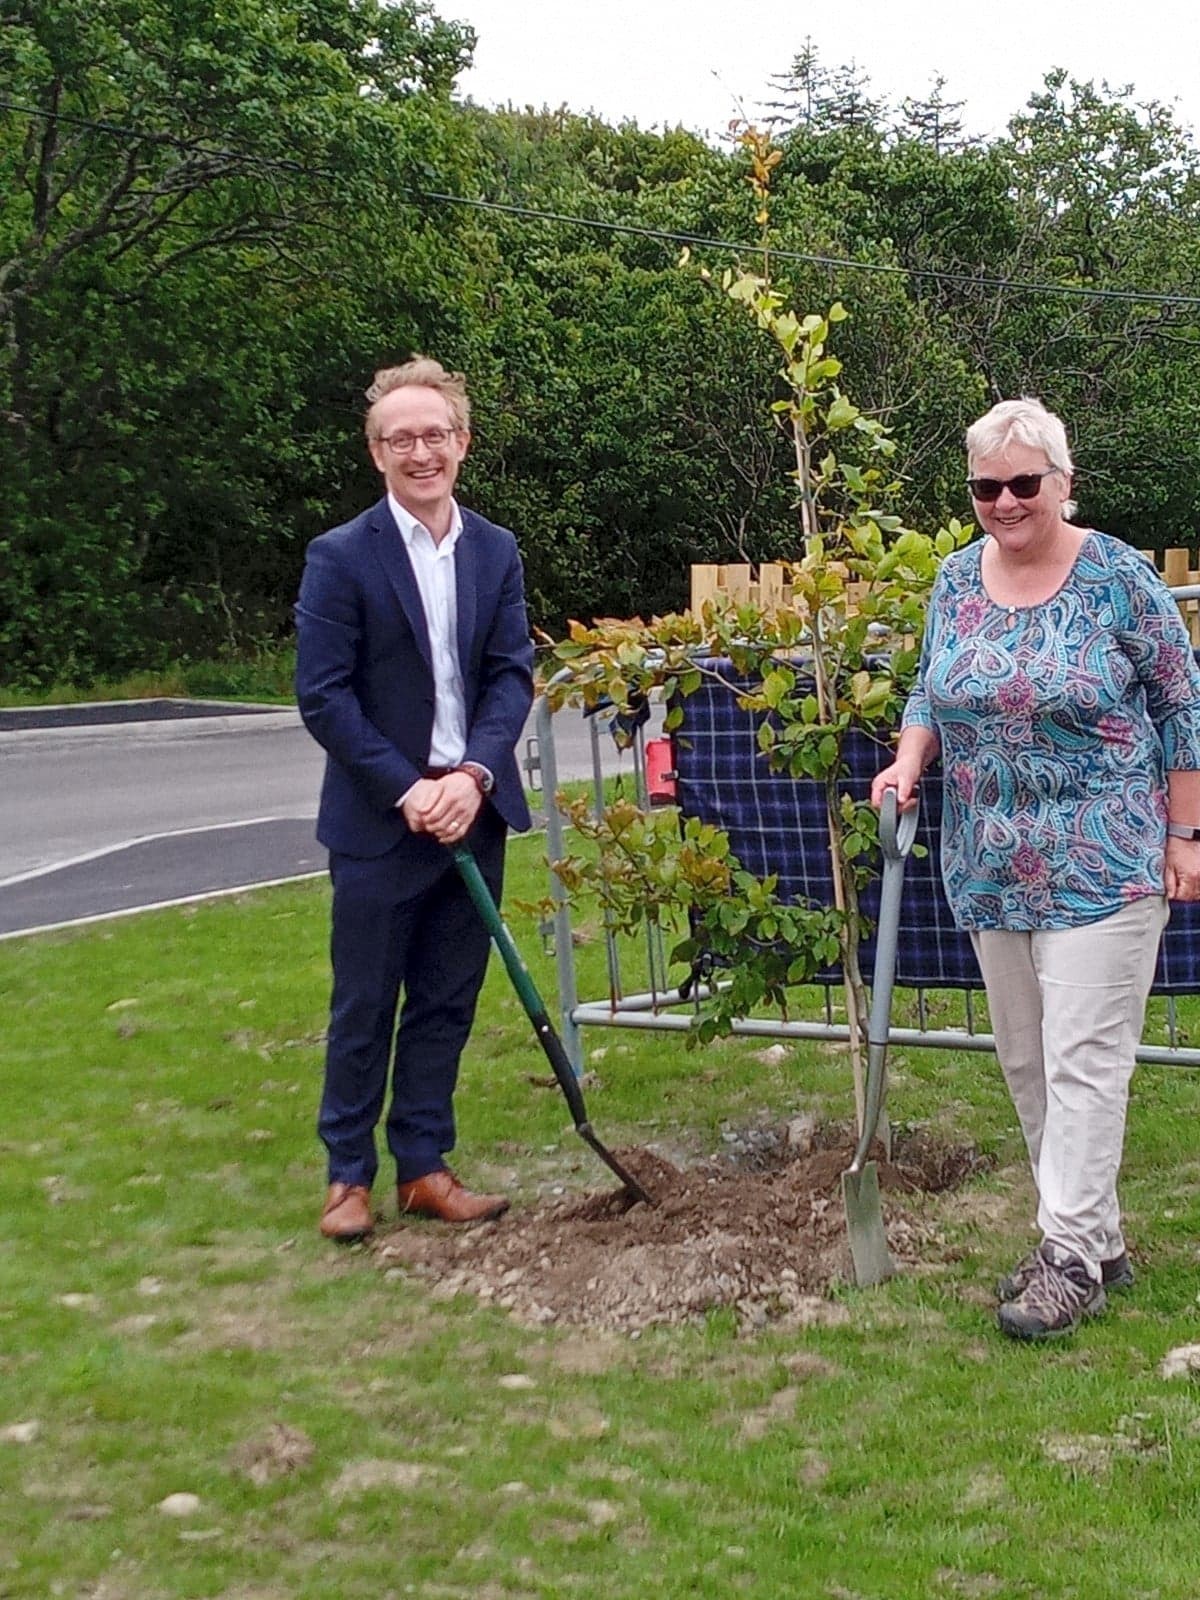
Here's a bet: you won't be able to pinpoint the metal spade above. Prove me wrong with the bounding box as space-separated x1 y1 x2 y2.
842 785 919 1286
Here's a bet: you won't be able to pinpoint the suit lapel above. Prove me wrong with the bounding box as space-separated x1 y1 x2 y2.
368 499 433 673
454 509 478 674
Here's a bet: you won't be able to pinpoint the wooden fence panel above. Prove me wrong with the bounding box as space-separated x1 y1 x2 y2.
689 549 1200 642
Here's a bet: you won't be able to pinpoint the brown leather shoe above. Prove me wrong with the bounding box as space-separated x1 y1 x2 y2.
396 1168 509 1223
319 1182 374 1242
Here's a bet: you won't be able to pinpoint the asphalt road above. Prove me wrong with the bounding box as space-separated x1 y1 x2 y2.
0 698 658 939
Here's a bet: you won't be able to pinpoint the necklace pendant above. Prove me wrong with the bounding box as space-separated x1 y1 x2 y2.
1007 606 1017 626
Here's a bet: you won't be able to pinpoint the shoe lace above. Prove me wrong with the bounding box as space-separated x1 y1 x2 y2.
1008 1250 1040 1292
1019 1254 1093 1320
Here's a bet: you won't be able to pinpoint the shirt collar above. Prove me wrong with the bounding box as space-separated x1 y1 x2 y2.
387 492 463 552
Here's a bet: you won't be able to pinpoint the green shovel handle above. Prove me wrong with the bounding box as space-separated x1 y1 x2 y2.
450 842 590 1129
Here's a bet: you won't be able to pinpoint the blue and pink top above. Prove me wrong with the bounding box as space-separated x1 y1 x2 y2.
902 531 1200 929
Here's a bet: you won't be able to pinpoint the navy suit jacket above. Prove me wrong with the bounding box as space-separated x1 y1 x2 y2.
295 498 534 860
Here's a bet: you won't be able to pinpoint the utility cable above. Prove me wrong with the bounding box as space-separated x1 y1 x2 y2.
4 96 1200 310
412 189 1200 308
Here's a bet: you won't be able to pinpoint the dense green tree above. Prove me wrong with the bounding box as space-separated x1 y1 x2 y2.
3 15 1200 685
987 72 1200 540
0 0 474 679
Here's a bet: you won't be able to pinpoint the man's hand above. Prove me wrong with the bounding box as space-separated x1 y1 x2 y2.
400 772 482 845
399 778 442 834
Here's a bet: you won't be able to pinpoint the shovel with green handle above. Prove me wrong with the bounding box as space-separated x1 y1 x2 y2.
841 785 920 1287
450 841 655 1207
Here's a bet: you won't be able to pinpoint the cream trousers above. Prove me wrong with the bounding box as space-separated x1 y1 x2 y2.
970 895 1169 1281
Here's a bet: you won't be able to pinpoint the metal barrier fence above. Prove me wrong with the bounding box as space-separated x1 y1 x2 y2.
532 610 1200 1077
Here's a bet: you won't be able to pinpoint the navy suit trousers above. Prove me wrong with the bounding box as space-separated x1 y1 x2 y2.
319 806 506 1186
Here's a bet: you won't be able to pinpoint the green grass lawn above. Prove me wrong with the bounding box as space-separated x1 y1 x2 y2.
0 649 298 708
2 834 1200 1598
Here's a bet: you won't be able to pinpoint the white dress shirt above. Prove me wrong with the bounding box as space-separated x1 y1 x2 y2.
388 492 467 770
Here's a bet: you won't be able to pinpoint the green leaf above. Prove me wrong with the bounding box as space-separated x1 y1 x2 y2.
761 665 795 708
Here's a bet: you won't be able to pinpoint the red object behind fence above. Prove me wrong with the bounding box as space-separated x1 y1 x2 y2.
645 737 677 805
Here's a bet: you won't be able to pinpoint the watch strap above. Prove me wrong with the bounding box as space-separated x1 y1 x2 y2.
456 761 494 796
1167 822 1200 841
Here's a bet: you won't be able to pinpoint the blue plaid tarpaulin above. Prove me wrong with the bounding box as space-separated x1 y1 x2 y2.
671 660 1200 995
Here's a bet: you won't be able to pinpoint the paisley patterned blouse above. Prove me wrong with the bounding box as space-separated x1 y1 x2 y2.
902 531 1200 930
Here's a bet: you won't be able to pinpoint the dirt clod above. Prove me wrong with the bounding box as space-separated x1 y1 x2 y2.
1 1420 40 1444
328 1460 424 1498
158 1492 202 1517
375 1123 986 1333
230 1423 315 1485
1160 1343 1200 1380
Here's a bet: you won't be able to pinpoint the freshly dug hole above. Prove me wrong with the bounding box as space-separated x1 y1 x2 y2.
374 1123 989 1333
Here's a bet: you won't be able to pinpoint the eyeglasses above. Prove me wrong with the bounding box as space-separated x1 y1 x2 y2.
966 469 1060 502
375 427 458 455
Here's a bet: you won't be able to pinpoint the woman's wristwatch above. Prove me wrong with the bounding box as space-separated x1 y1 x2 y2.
1166 822 1200 841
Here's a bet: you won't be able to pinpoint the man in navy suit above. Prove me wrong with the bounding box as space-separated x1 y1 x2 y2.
296 357 534 1241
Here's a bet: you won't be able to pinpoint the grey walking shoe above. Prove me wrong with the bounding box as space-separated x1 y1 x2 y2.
996 1244 1106 1341
997 1247 1134 1303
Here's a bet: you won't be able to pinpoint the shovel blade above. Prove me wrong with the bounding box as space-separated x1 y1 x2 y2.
578 1126 654 1207
841 1162 895 1287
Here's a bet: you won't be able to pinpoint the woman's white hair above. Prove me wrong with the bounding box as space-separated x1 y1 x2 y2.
966 396 1077 519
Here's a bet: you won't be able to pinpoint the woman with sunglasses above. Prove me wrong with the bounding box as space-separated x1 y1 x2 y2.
872 396 1200 1341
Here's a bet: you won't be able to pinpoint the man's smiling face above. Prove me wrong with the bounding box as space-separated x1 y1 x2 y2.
367 385 470 524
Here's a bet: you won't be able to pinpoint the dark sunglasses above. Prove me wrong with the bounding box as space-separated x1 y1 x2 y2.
966 468 1060 502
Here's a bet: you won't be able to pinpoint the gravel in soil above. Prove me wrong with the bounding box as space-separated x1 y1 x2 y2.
374 1124 989 1334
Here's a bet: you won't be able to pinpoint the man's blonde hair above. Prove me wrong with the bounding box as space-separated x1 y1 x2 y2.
365 356 471 437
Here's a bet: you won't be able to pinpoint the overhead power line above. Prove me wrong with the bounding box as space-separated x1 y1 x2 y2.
4 96 1200 310
0 97 326 173
412 190 1200 308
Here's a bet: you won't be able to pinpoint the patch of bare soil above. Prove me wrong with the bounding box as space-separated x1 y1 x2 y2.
374 1124 989 1333
229 1423 315 1485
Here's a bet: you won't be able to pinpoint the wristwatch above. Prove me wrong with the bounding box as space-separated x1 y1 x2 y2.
456 761 495 796
1167 822 1200 841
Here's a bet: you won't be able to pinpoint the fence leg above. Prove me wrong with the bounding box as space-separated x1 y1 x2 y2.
537 694 584 1075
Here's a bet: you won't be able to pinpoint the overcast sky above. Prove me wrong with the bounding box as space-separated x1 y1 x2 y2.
447 0 1200 144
